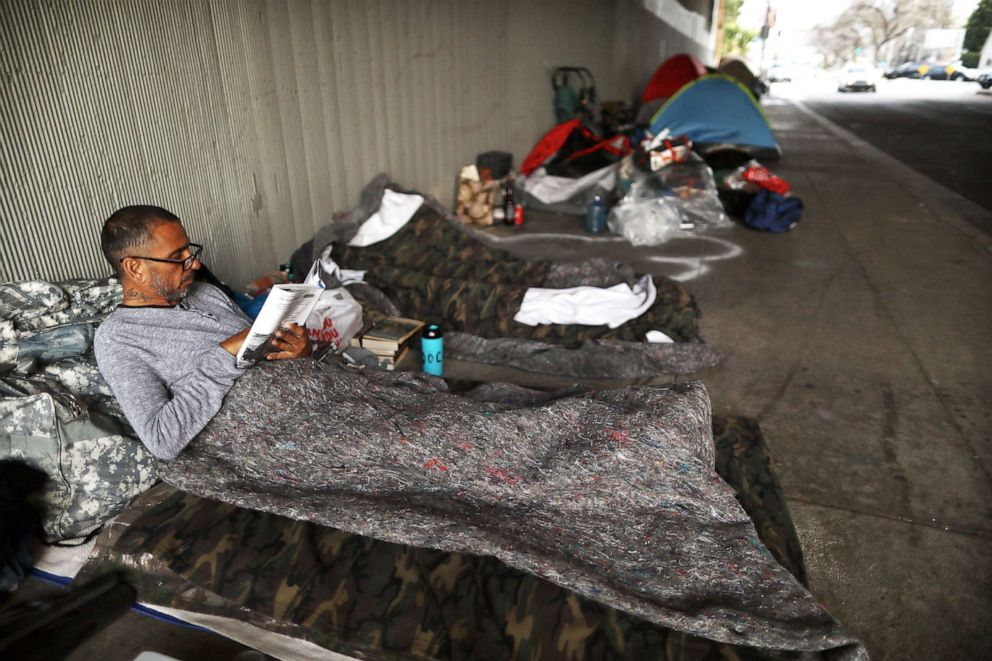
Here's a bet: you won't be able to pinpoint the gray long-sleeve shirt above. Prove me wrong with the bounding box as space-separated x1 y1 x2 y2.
94 282 249 460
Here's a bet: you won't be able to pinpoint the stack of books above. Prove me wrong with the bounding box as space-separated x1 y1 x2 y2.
352 317 424 370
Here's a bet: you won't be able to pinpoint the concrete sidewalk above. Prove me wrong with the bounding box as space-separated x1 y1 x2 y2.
472 96 992 658
695 96 992 660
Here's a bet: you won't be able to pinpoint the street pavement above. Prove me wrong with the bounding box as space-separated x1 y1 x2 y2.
772 77 992 234
698 91 992 660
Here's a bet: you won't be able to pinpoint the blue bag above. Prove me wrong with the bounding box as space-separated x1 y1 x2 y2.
744 189 803 233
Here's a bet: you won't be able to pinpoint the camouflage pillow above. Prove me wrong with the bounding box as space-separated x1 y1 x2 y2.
0 278 121 372
0 375 156 540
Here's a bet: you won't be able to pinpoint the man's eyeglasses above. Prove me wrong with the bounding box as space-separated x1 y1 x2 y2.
122 243 203 271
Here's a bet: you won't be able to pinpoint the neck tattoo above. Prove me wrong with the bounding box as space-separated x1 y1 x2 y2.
125 287 152 303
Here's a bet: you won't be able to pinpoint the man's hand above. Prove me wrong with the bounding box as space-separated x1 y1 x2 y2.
220 328 250 356
266 323 312 361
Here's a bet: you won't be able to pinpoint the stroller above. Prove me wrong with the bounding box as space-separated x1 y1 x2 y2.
551 66 634 137
551 67 598 124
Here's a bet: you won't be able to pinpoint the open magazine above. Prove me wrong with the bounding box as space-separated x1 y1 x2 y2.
236 284 321 368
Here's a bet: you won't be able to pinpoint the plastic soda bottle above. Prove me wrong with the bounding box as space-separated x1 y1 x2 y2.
421 323 443 376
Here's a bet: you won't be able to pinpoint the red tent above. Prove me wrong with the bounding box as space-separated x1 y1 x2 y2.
640 53 707 103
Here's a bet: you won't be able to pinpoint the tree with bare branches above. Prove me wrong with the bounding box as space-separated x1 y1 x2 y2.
812 0 952 65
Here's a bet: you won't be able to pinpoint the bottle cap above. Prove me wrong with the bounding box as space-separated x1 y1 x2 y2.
422 323 443 339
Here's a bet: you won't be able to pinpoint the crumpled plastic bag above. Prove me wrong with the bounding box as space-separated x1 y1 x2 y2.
652 156 732 231
607 197 682 246
302 259 365 354
608 152 730 245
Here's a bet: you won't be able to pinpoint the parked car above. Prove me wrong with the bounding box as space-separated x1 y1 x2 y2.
947 62 978 81
978 70 992 89
767 65 793 82
837 64 878 92
921 63 974 80
921 63 949 79
884 61 924 79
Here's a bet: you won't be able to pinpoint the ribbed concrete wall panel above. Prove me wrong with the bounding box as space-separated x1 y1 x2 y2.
1 0 709 287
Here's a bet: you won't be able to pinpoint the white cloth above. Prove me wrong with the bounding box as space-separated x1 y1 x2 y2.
514 275 657 329
522 164 616 204
347 189 424 247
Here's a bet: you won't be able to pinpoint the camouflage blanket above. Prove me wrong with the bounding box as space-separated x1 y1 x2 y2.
329 205 703 347
158 360 863 657
79 416 814 660
291 176 721 379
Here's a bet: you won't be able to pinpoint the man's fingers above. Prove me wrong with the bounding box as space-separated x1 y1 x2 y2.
275 327 305 341
266 325 310 361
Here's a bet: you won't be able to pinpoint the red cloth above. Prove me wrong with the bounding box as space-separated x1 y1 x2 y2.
742 166 790 195
521 119 584 176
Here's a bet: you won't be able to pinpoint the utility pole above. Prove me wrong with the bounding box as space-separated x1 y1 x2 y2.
760 1 776 74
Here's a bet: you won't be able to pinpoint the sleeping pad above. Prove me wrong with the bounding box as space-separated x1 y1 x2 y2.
155 360 864 658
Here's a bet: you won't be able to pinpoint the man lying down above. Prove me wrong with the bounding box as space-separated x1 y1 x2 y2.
94 206 863 658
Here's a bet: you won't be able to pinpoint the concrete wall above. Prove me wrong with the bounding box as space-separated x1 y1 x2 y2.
1 0 713 288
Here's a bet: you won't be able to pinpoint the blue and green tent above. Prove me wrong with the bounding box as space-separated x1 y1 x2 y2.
649 74 781 160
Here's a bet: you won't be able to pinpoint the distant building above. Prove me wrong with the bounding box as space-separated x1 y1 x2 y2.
981 30 992 68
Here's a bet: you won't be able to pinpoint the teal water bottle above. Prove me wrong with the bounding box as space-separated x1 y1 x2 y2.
421 323 443 376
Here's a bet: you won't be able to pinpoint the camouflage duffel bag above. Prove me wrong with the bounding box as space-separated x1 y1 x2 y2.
0 374 156 540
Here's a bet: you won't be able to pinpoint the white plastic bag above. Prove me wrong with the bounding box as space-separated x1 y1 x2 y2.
302 260 364 354
607 199 682 246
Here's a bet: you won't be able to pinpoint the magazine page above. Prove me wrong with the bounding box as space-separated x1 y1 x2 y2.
236 285 321 368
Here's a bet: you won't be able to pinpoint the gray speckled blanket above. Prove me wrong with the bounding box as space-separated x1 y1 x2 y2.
160 360 864 658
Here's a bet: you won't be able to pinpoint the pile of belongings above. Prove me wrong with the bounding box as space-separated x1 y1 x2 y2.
515 55 785 241
718 161 804 232
608 130 733 246
517 118 631 215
